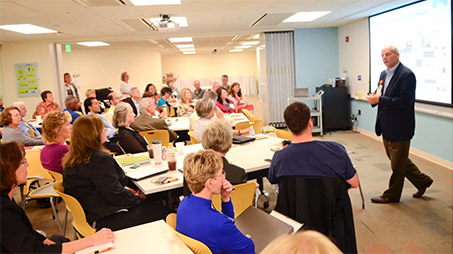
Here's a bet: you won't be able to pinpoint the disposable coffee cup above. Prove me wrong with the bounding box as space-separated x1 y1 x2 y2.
175 142 184 155
152 143 162 164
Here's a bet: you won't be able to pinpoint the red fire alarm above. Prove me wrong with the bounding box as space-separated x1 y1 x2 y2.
345 36 349 43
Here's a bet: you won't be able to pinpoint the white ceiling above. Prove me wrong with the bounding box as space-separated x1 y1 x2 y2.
0 0 415 54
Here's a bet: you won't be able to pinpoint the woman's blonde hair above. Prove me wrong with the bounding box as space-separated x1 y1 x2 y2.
183 149 223 194
202 118 232 154
113 102 132 128
179 88 192 104
63 115 106 168
42 111 71 143
261 230 342 254
85 89 95 98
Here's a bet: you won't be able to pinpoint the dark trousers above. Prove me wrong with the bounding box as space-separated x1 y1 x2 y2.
95 198 170 232
382 139 432 201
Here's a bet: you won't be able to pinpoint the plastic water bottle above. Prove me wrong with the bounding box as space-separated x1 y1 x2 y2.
162 104 168 118
249 126 255 136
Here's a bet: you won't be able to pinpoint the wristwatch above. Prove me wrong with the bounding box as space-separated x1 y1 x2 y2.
238 130 241 136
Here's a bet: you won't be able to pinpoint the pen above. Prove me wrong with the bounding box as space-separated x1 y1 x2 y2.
95 247 113 253
164 178 178 184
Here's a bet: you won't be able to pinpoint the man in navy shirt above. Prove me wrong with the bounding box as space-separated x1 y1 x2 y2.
268 102 359 188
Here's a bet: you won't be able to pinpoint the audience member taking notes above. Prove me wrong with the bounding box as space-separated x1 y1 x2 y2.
177 150 255 253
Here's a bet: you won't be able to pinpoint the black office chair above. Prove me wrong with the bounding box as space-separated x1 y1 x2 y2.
275 177 357 254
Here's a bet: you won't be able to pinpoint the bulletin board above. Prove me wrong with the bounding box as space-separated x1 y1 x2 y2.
15 63 40 97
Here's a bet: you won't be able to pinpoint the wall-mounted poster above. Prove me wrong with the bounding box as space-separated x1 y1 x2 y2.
15 63 40 97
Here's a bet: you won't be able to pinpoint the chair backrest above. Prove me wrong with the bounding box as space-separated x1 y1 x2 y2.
241 109 254 121
211 182 256 218
53 182 96 238
235 121 252 132
261 126 277 136
23 149 54 195
140 130 170 147
251 120 263 134
165 213 212 254
187 130 199 144
276 129 293 141
275 177 357 253
47 170 63 183
168 106 176 118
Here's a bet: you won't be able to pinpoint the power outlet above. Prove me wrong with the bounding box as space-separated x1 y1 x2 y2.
358 110 361 116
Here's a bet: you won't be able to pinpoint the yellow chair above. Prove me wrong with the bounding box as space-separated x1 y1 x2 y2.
140 130 170 148
261 125 277 135
235 121 253 132
53 182 97 239
166 213 212 254
211 182 256 218
20 150 65 234
251 120 263 134
276 129 294 141
47 170 63 183
241 109 254 121
188 130 199 144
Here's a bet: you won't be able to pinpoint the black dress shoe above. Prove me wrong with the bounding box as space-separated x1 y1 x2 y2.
371 196 399 204
413 180 433 198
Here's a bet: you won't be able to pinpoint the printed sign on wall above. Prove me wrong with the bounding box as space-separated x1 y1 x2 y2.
15 63 40 97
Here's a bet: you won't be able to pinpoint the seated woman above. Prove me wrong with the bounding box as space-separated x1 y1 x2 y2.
166 80 179 99
33 90 61 119
215 87 236 114
177 88 195 117
0 106 44 146
177 150 255 254
63 115 168 231
40 111 72 173
113 102 147 154
0 141 114 253
228 82 254 113
144 83 160 102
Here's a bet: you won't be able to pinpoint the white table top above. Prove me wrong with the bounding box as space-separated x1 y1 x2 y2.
109 220 192 254
124 135 283 195
166 117 191 131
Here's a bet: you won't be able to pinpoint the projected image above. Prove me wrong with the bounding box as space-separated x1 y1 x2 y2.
370 0 452 105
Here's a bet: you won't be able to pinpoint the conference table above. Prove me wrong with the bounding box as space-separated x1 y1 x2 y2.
119 135 283 195
166 113 249 132
77 220 192 254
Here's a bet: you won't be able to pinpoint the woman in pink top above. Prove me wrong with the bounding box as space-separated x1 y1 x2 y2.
228 82 254 113
40 111 72 173
215 87 236 114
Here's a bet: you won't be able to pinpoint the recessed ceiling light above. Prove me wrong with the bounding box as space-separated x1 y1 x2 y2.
176 44 194 48
76 41 110 47
130 0 181 6
149 17 188 27
183 51 196 54
230 49 243 52
236 46 251 49
241 41 260 46
252 34 260 39
0 24 58 34
283 11 331 22
180 48 195 51
169 37 192 43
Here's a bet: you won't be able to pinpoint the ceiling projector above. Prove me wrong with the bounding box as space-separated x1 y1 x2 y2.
158 15 180 33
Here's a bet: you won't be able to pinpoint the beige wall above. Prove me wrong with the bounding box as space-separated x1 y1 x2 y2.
0 41 60 119
61 47 162 95
338 18 370 100
161 51 257 81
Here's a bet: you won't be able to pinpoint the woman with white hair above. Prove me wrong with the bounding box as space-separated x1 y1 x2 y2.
113 102 147 154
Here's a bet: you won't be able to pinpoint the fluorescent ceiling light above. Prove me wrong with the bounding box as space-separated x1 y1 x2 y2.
183 51 196 54
283 11 331 22
241 41 259 46
252 34 260 39
176 44 194 48
149 17 188 27
230 49 243 52
180 48 195 51
236 46 251 49
0 24 57 34
169 37 192 43
130 0 181 6
76 41 110 47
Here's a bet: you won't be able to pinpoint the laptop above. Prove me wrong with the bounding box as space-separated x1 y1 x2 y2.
235 206 294 252
232 135 256 144
294 88 309 97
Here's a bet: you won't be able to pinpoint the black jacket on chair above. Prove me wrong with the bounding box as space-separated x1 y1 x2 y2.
275 177 357 254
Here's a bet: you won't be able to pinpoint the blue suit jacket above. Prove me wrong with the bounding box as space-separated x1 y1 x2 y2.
373 63 416 142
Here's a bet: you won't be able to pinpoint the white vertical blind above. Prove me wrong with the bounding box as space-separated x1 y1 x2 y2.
264 32 295 124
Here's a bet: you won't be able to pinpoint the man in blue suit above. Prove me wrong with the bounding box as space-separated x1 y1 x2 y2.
367 45 433 203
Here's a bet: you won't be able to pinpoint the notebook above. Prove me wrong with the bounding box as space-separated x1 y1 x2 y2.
235 206 294 252
232 135 256 144
125 165 168 181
